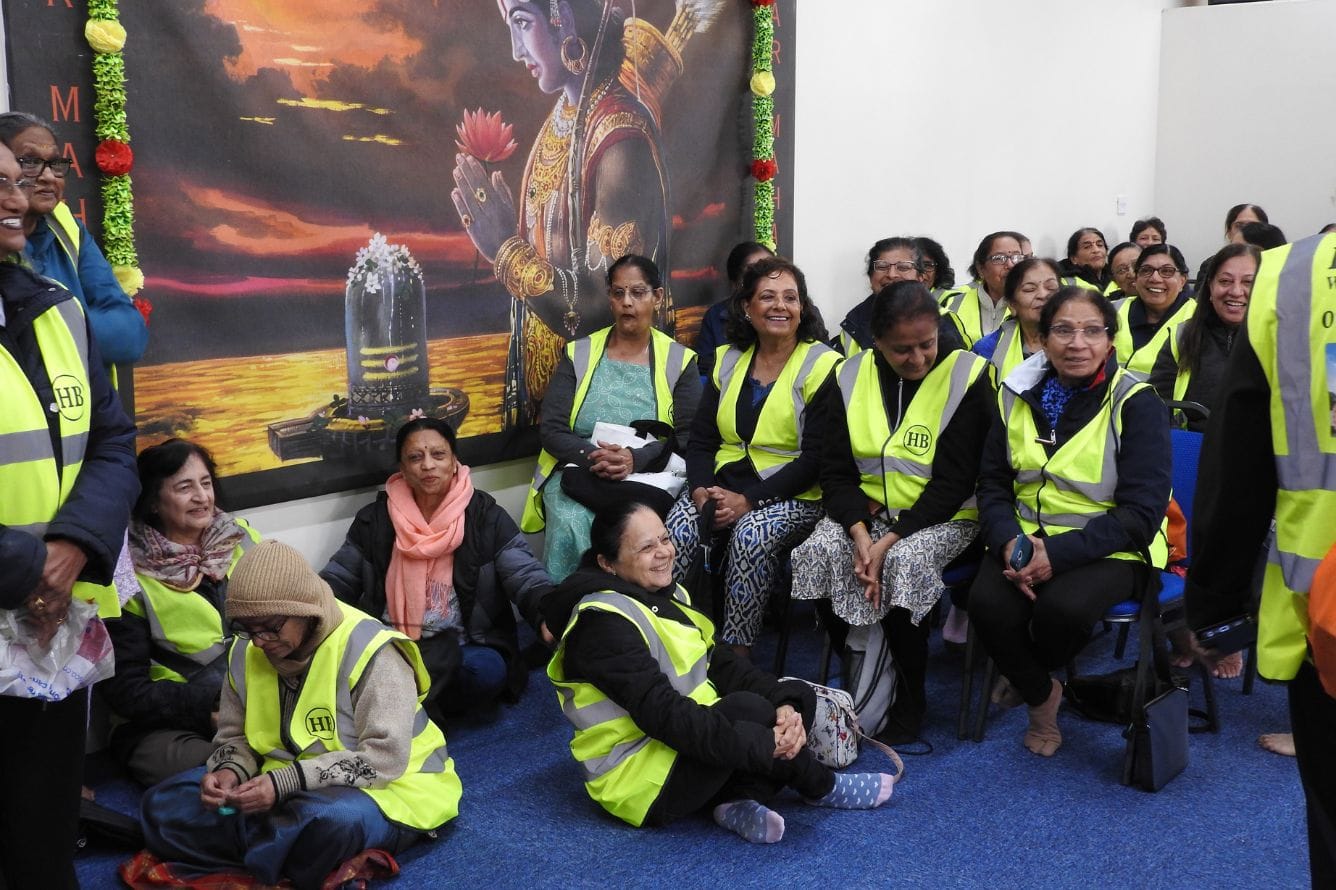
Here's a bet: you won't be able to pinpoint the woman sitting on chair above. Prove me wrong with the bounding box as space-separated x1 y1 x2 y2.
1113 244 1195 375
141 541 461 888
791 281 993 740
968 287 1171 757
666 257 839 658
972 257 1062 380
521 254 700 582
544 500 896 844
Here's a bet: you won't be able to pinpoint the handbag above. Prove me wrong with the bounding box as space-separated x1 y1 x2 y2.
781 677 905 782
1120 554 1189 791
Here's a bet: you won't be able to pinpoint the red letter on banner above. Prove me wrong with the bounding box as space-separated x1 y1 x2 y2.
50 85 80 122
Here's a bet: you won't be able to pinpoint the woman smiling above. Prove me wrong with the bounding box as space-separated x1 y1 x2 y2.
1112 243 1196 374
667 257 838 657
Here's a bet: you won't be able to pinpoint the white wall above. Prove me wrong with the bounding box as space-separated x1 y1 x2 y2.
793 0 1187 325
1155 0 1336 270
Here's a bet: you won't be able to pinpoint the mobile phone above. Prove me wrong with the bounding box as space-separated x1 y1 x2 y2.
1009 534 1033 570
1194 615 1257 657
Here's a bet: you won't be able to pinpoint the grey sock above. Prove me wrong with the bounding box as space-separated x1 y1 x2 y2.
806 772 894 809
712 799 785 844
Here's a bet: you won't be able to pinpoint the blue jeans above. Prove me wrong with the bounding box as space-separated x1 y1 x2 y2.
141 766 422 890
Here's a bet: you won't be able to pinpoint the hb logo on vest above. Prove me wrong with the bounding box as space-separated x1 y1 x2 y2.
903 425 933 455
305 707 336 740
50 374 86 422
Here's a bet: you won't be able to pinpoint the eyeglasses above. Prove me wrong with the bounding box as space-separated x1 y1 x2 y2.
872 260 918 274
0 176 34 197
1112 263 1137 277
1047 324 1109 342
15 156 72 178
919 260 938 271
610 285 655 301
987 253 1025 266
231 618 289 642
1136 265 1181 280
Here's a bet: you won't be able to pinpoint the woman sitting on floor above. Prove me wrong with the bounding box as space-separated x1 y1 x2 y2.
791 281 993 741
666 256 839 658
968 287 1171 757
544 500 896 844
521 253 700 582
103 439 261 787
141 541 461 888
321 417 552 719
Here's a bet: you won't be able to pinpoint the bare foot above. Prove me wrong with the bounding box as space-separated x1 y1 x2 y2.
1259 732 1296 757
1213 651 1244 679
1168 627 1195 669
1023 678 1063 757
81 785 96 802
991 676 1024 708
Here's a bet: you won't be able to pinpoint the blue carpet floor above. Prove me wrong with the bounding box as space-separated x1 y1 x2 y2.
76 609 1306 889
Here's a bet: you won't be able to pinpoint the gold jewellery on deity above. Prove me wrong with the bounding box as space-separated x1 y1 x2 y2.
494 236 555 301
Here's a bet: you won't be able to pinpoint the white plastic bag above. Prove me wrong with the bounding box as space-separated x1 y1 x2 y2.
0 597 115 701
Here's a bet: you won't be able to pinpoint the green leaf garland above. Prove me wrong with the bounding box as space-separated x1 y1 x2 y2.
749 3 777 250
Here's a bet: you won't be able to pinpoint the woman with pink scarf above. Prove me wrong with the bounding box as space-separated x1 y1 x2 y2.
104 439 262 787
321 418 553 720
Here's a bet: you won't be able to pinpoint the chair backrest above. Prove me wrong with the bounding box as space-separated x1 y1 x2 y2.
1169 426 1204 561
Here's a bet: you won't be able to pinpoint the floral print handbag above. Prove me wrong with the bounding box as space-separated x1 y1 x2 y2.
784 677 906 780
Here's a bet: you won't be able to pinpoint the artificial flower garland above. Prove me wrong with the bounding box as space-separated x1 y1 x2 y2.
749 0 777 251
85 0 148 319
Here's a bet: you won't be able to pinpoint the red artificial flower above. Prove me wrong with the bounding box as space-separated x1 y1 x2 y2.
95 139 133 176
751 0 775 6
454 108 518 164
751 158 777 182
133 296 152 324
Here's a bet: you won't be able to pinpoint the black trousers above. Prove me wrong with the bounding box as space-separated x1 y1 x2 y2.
644 691 836 826
1291 661 1336 888
0 688 88 890
968 558 1138 706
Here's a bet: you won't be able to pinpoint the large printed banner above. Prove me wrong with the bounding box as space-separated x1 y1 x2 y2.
3 0 795 507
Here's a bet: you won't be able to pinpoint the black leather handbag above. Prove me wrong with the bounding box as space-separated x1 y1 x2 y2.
1121 555 1190 791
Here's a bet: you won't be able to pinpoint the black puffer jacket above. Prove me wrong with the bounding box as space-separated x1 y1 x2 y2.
543 567 816 773
1147 313 1239 432
320 488 552 699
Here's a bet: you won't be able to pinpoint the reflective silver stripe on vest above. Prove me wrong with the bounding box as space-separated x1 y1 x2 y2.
836 351 867 413
331 619 388 751
1268 537 1322 595
141 598 225 668
661 339 688 390
52 300 91 470
716 347 744 392
7 521 47 537
991 322 1020 375
748 345 827 474
1272 237 1336 494
1015 502 1105 529
560 592 711 780
229 638 249 705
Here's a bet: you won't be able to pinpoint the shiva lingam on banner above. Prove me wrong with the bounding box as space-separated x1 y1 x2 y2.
267 234 468 461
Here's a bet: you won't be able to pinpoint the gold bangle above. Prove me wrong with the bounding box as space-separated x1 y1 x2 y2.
494 237 554 300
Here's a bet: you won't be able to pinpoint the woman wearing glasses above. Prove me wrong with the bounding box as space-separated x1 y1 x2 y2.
0 112 146 370
969 288 1171 757
140 541 461 888
1104 242 1142 301
321 417 552 719
1112 244 1196 375
100 439 262 787
521 254 700 582
940 231 1027 346
972 257 1063 380
836 236 965 359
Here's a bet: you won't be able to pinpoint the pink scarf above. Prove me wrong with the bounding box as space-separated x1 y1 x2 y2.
384 465 474 640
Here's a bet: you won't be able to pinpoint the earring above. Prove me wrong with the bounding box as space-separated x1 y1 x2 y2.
561 35 588 75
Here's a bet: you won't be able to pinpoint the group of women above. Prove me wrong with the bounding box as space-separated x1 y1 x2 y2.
0 93 1297 881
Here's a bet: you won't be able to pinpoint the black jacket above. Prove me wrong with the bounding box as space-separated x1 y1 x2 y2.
976 353 1171 573
104 573 229 743
1147 313 1239 432
0 263 138 606
543 567 816 774
320 488 552 698
821 347 993 537
1059 258 1112 292
835 293 965 356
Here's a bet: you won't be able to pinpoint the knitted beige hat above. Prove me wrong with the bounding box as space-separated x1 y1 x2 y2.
225 540 332 622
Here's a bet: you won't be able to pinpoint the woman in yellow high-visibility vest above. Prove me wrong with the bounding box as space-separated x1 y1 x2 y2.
104 439 261 787
1104 241 1142 303
665 257 839 658
972 258 1062 381
1059 227 1111 292
141 541 460 888
546 501 897 843
969 287 1171 758
1113 244 1195 374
